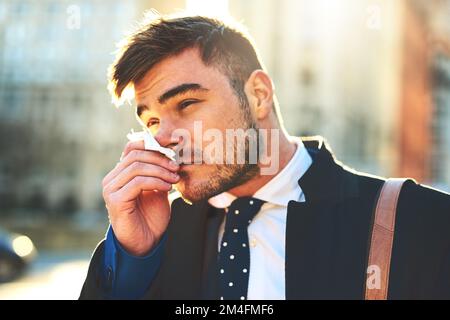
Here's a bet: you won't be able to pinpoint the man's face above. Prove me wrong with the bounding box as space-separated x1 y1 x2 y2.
134 47 259 202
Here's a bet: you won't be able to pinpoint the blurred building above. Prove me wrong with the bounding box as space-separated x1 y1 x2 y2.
425 2 450 191
230 0 402 177
230 0 450 190
0 0 183 214
398 0 450 189
0 0 448 216
431 54 450 191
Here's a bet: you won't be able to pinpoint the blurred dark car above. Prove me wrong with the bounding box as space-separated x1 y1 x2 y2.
0 228 37 282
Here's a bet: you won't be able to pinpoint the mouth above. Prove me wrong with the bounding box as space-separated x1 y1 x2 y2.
178 161 206 166
177 162 208 174
178 163 199 170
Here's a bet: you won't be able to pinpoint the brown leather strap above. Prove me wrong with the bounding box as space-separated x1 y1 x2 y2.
365 178 408 300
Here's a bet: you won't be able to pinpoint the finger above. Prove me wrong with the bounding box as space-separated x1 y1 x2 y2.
113 176 172 202
123 140 145 158
103 149 179 187
106 162 180 193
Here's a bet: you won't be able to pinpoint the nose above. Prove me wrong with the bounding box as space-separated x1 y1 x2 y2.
153 121 180 150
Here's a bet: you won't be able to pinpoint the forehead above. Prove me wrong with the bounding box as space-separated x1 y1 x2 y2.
134 47 229 101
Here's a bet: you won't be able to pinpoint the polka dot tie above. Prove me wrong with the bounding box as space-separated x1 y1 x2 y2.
218 196 265 300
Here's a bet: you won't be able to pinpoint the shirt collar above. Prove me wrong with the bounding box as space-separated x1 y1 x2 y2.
208 137 313 208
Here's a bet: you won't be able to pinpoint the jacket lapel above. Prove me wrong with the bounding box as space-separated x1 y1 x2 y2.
156 199 211 299
285 137 361 299
201 206 225 299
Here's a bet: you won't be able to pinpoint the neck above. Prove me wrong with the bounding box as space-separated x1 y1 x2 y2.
227 128 297 197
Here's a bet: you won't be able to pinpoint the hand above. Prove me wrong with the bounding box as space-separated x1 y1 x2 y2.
102 140 180 256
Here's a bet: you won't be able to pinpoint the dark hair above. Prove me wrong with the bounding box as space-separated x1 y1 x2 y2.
108 13 265 107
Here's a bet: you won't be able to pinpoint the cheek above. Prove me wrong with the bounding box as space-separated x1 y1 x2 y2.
172 101 243 150
178 113 221 142
196 103 240 132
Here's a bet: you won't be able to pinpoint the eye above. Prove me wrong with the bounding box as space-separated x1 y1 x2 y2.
147 118 159 127
178 99 198 110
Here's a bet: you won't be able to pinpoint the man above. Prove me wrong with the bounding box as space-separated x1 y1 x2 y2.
80 14 450 300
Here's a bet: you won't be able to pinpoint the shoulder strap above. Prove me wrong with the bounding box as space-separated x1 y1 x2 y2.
365 178 409 300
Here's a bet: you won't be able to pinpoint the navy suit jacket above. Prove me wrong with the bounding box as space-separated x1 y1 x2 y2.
80 136 450 299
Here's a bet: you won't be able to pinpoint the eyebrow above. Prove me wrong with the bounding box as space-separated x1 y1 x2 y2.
158 83 208 104
136 83 208 117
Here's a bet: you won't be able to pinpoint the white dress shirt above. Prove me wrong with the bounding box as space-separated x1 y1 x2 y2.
208 137 313 300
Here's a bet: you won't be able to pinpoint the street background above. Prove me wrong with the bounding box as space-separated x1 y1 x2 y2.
0 0 449 299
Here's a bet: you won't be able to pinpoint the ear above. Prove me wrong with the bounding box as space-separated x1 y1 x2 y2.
244 70 274 120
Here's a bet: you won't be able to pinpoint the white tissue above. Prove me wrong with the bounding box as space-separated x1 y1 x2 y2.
127 129 176 161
